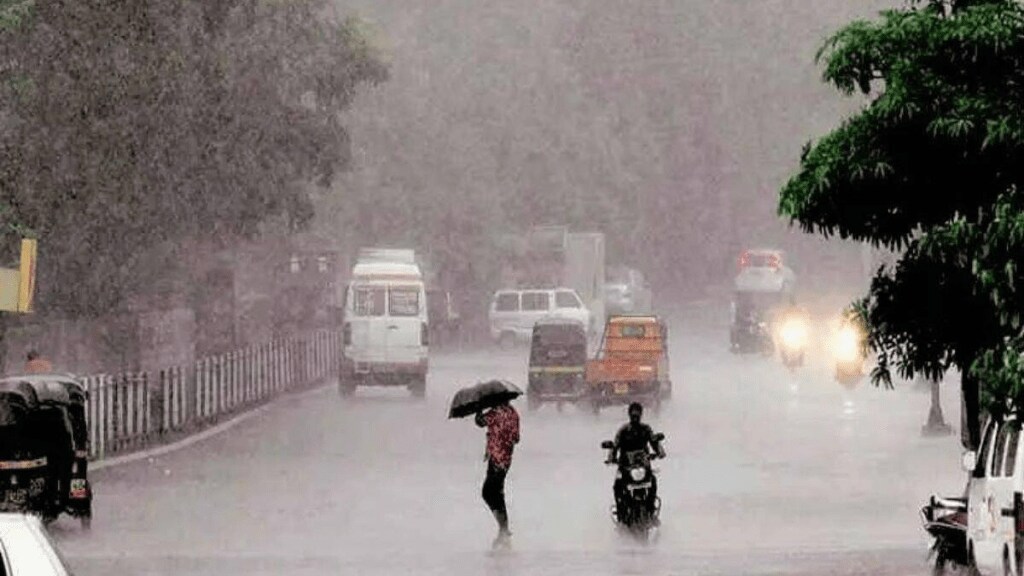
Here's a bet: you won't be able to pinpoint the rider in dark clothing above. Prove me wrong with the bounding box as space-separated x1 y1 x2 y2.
608 402 663 517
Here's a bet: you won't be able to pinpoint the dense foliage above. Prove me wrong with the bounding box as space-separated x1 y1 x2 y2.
779 0 1024 442
0 0 386 316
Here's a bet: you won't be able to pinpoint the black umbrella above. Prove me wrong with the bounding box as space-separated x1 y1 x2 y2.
448 379 523 419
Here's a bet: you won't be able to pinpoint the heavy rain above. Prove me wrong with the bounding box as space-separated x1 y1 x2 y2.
0 0 1021 575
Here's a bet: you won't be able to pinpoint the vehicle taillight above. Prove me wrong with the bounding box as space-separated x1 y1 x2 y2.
768 254 781 270
421 322 429 346
738 251 750 271
343 323 351 346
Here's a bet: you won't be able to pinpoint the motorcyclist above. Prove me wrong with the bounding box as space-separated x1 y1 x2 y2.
606 402 664 518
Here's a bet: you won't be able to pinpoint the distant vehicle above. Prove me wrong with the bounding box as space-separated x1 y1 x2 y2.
604 266 652 315
340 248 429 398
426 288 460 347
734 248 796 294
526 318 588 411
488 288 591 348
0 513 75 575
585 315 671 414
961 416 1024 575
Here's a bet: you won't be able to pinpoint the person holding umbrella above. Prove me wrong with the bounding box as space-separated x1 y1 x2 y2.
449 379 522 547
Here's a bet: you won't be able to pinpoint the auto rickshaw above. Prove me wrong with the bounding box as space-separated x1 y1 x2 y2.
0 374 92 528
585 315 671 415
526 318 588 412
0 381 49 517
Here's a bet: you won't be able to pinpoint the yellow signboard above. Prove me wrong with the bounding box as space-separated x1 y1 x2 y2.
0 239 37 314
18 238 36 313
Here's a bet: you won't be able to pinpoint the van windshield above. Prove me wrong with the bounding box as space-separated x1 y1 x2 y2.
389 287 420 316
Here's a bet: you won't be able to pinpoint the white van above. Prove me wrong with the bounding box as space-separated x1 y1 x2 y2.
488 288 591 347
964 417 1024 574
340 257 428 397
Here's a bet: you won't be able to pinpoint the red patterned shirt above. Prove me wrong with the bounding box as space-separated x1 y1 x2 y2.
482 405 520 469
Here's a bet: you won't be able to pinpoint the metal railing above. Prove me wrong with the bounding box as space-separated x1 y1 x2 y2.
80 330 340 461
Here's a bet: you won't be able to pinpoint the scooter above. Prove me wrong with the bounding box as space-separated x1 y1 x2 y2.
920 494 969 574
601 433 666 541
831 321 866 387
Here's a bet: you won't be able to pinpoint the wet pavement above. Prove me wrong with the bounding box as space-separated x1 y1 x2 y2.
53 301 966 575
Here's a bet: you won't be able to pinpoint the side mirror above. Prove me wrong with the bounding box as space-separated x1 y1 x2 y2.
600 441 615 450
653 433 665 442
961 450 978 473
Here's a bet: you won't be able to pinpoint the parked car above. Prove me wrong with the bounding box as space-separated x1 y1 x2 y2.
961 416 1024 575
488 288 591 347
604 266 652 315
0 513 75 575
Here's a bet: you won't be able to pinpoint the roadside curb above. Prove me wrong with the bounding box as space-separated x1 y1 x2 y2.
90 382 331 472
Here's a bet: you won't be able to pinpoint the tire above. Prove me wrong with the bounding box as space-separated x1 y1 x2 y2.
81 511 91 530
527 393 541 412
338 376 355 398
591 398 601 416
408 375 426 399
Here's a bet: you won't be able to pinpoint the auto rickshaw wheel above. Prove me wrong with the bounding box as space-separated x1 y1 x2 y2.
81 510 92 530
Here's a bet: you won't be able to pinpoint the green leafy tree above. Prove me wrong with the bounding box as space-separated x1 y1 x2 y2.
779 0 1024 448
0 0 387 317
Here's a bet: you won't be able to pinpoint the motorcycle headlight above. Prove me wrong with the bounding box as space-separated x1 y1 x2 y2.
629 467 647 482
779 319 808 349
831 325 862 363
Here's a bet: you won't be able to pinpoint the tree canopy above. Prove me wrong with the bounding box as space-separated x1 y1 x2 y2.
779 0 1024 440
0 0 387 316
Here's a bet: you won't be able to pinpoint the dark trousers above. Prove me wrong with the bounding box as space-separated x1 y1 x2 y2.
482 460 509 531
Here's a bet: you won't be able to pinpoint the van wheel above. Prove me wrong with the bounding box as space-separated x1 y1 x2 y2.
499 332 516 350
409 376 426 399
527 393 541 412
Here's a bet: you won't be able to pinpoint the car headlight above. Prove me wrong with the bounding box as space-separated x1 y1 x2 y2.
629 467 647 482
779 319 808 349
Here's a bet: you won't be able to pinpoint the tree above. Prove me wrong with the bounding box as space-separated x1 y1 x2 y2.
778 0 1024 448
0 0 387 318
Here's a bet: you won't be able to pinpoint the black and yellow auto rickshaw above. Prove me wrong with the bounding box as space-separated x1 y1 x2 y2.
1 374 92 528
0 381 49 516
526 318 588 412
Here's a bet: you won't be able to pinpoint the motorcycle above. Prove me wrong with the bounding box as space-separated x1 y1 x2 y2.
776 314 808 369
601 433 666 540
920 494 969 574
831 320 866 386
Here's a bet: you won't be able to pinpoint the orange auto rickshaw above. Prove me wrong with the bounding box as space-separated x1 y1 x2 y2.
585 315 671 415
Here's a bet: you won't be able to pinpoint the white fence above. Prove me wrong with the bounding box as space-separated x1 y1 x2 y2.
80 330 341 460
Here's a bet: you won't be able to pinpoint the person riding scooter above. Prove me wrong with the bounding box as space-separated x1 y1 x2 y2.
606 403 665 519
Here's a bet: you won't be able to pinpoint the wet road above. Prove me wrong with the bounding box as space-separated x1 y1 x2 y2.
54 301 966 575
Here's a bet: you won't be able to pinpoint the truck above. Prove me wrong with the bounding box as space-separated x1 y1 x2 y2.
500 226 606 337
339 248 429 398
